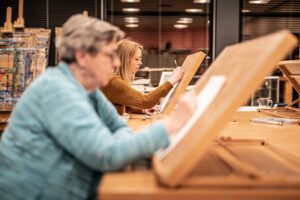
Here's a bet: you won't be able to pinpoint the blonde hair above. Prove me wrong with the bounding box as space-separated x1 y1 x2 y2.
57 14 124 63
115 39 143 83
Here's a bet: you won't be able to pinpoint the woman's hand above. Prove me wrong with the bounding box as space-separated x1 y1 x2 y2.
144 105 160 115
168 67 184 86
161 91 197 135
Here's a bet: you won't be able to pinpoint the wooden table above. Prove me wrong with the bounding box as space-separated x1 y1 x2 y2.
99 111 300 200
100 171 300 200
128 112 300 145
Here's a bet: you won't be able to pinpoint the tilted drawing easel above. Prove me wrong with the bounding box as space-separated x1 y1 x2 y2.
259 60 300 119
160 51 206 115
153 30 299 189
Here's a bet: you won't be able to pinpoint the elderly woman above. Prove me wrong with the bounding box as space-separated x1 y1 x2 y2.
0 15 196 199
102 39 184 115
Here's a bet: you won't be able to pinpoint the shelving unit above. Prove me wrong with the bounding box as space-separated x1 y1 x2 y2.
0 1 51 132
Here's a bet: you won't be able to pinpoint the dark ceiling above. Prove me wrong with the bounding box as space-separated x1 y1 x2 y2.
107 0 210 29
107 0 300 29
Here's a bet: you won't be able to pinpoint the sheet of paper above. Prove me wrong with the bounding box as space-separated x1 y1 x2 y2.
237 106 259 112
159 71 173 86
159 82 178 112
156 75 226 160
250 117 299 125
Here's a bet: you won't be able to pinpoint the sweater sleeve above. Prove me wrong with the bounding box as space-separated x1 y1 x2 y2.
102 77 173 109
93 90 133 137
42 79 169 172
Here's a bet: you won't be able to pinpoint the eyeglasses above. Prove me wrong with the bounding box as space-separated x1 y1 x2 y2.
134 57 142 62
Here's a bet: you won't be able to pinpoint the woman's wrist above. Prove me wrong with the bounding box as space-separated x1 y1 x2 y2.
168 79 175 86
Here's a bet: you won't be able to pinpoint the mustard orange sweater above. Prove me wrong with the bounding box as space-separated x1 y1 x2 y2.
102 76 173 115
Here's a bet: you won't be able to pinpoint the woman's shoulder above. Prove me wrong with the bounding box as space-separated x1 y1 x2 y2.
110 75 123 81
109 75 128 86
103 76 130 94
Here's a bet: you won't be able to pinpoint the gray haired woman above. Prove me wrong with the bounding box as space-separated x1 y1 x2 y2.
0 14 196 200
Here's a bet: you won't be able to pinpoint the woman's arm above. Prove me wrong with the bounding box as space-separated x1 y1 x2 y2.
42 80 169 172
103 77 173 109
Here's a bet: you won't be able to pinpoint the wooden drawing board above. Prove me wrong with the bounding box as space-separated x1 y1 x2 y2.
153 30 298 187
259 60 300 119
278 60 300 105
160 51 206 115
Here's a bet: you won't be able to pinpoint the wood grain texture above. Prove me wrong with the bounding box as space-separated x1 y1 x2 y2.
99 111 300 200
153 30 298 187
162 51 206 115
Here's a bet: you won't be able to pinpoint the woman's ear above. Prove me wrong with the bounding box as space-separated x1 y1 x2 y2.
75 49 87 68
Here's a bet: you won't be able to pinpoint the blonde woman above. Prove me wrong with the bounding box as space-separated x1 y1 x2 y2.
102 39 184 115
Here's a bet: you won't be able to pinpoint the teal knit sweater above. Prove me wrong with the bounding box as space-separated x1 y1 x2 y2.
0 62 169 200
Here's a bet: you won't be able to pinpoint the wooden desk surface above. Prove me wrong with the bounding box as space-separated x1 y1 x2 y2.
99 111 300 200
129 112 300 145
100 171 300 200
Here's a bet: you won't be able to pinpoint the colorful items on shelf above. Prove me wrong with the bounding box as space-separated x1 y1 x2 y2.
0 28 51 113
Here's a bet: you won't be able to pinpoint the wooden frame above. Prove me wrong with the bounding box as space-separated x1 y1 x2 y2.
160 51 206 115
153 31 298 187
181 138 300 187
259 60 300 119
258 107 300 119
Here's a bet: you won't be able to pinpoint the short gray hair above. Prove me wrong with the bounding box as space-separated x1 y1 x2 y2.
57 14 125 63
